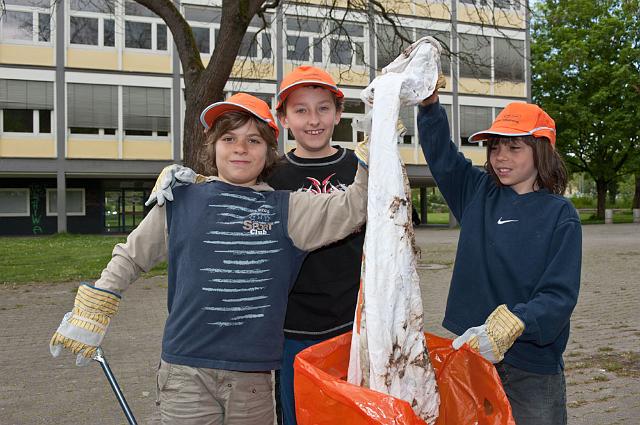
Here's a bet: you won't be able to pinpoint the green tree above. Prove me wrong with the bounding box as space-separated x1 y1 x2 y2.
531 0 640 219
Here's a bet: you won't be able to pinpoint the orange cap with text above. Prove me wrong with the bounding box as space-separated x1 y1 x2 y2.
276 65 344 110
469 102 556 146
200 93 279 138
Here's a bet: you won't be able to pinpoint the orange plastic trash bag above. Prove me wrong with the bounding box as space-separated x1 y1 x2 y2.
294 332 515 425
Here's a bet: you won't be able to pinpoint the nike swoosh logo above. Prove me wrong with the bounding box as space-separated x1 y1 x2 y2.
497 217 519 225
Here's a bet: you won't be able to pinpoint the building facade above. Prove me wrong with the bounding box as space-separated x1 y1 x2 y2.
0 0 529 235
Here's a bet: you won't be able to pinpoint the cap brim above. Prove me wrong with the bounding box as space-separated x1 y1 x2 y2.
468 126 556 145
276 81 344 109
200 102 269 130
468 129 533 143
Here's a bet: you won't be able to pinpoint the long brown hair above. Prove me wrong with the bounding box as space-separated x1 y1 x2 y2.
484 136 568 195
200 111 279 182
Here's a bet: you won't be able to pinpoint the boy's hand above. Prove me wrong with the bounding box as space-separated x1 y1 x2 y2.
452 304 524 363
420 90 439 107
420 74 445 106
50 284 121 366
145 164 203 207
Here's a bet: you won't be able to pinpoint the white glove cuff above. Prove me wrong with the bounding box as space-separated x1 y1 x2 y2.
55 312 107 347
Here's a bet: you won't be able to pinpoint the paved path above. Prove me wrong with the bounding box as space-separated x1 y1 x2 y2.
0 224 638 424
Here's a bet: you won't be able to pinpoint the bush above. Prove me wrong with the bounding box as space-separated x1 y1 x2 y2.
569 196 596 209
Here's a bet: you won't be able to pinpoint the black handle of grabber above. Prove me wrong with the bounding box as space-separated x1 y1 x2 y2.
93 347 138 425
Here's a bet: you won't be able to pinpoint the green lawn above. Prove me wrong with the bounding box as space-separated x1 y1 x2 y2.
423 212 450 225
0 233 167 285
2 209 636 284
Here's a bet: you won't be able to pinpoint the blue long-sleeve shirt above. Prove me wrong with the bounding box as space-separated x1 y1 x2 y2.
418 101 582 374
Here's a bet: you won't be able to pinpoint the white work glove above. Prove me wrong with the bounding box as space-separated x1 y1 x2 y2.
452 304 525 363
145 164 199 207
50 284 121 366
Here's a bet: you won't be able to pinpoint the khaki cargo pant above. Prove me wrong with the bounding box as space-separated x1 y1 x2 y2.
156 360 274 425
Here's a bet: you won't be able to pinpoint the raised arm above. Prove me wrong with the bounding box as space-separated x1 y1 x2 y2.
417 100 485 222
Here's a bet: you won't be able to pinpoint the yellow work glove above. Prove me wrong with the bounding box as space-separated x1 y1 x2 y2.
452 304 525 363
50 283 121 366
145 164 207 207
354 136 369 168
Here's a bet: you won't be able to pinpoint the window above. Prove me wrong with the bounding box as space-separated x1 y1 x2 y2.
285 16 323 64
124 0 167 51
69 0 116 48
332 118 354 143
328 21 366 67
459 33 491 79
104 18 115 46
184 5 222 24
0 1 51 44
123 86 171 136
460 0 489 5
398 106 416 144
0 79 53 134
125 21 151 49
494 0 519 9
3 109 33 132
70 0 113 13
3 11 32 41
38 11 50 41
237 14 273 60
460 105 492 146
494 38 524 82
71 16 99 45
186 5 220 55
376 24 412 69
68 83 117 135
330 98 366 144
46 189 86 216
442 103 454 133
192 27 210 54
0 188 30 217
416 29 451 75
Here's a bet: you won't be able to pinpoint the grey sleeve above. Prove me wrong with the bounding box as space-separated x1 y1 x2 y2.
94 205 168 294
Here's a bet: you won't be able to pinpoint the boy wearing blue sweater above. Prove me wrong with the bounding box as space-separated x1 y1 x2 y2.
418 94 581 425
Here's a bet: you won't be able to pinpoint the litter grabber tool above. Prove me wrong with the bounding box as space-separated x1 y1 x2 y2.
93 347 138 425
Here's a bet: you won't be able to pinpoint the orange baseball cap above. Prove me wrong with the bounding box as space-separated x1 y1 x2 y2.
469 103 556 146
276 65 344 110
200 93 279 138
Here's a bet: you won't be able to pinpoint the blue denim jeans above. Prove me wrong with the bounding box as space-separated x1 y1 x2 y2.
496 362 567 425
277 338 321 425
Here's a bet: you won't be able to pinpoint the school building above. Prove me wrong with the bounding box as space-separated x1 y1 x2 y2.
0 0 529 235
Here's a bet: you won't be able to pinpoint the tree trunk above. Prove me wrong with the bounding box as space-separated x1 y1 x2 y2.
595 179 607 219
182 83 224 173
607 180 618 205
182 102 207 173
633 174 640 209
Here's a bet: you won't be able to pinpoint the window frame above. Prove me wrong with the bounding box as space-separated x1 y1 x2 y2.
46 188 86 217
493 37 525 82
0 3 52 45
284 16 324 64
326 20 368 68
0 109 53 135
68 8 116 49
0 188 30 217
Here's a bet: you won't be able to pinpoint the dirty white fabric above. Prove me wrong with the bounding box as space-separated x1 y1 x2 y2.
347 37 442 423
